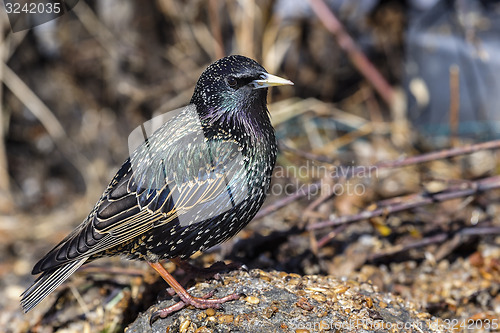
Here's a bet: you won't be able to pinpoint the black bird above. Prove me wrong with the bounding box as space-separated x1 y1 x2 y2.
21 55 293 318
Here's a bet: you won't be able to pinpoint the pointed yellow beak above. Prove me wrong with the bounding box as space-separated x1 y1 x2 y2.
251 73 294 89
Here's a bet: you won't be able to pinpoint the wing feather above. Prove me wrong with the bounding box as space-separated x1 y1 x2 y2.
31 105 249 274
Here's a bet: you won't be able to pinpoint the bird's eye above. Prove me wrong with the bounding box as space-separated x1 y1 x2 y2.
227 76 238 88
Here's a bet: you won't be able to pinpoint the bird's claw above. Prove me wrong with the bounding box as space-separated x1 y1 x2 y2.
150 290 241 324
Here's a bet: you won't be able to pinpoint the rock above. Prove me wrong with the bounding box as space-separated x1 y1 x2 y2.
125 269 440 332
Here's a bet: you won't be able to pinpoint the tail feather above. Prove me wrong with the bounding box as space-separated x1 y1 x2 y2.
20 258 87 312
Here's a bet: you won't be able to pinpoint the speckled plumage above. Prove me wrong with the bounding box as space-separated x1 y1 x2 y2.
21 55 290 313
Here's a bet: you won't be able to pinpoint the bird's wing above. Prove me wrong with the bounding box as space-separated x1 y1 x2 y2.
32 106 249 274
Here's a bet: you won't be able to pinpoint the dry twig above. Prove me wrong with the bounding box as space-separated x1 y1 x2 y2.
308 0 395 106
259 139 500 220
307 175 500 231
368 226 500 262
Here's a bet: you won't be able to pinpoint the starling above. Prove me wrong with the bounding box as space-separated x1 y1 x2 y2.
21 55 293 318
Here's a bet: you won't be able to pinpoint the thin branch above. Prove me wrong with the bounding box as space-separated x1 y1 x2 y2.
279 140 333 163
257 139 500 220
0 22 10 198
2 63 98 199
369 233 449 261
449 65 460 147
340 139 500 180
254 182 321 219
209 0 225 59
308 0 395 106
368 226 500 262
2 63 66 140
316 225 348 249
307 175 500 231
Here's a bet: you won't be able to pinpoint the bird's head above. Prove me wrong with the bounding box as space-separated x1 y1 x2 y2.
191 55 293 124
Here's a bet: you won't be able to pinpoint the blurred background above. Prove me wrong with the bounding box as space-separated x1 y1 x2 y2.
1 0 499 332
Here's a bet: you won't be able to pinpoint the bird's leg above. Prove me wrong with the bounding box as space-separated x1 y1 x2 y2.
148 262 242 322
163 258 244 296
169 258 246 286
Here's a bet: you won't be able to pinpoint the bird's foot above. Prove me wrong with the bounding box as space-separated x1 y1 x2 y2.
148 261 243 323
150 290 242 323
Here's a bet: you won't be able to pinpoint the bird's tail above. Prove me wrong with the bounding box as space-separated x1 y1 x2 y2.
20 258 87 312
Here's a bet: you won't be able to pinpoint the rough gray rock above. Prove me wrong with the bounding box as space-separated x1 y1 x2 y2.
125 269 441 333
